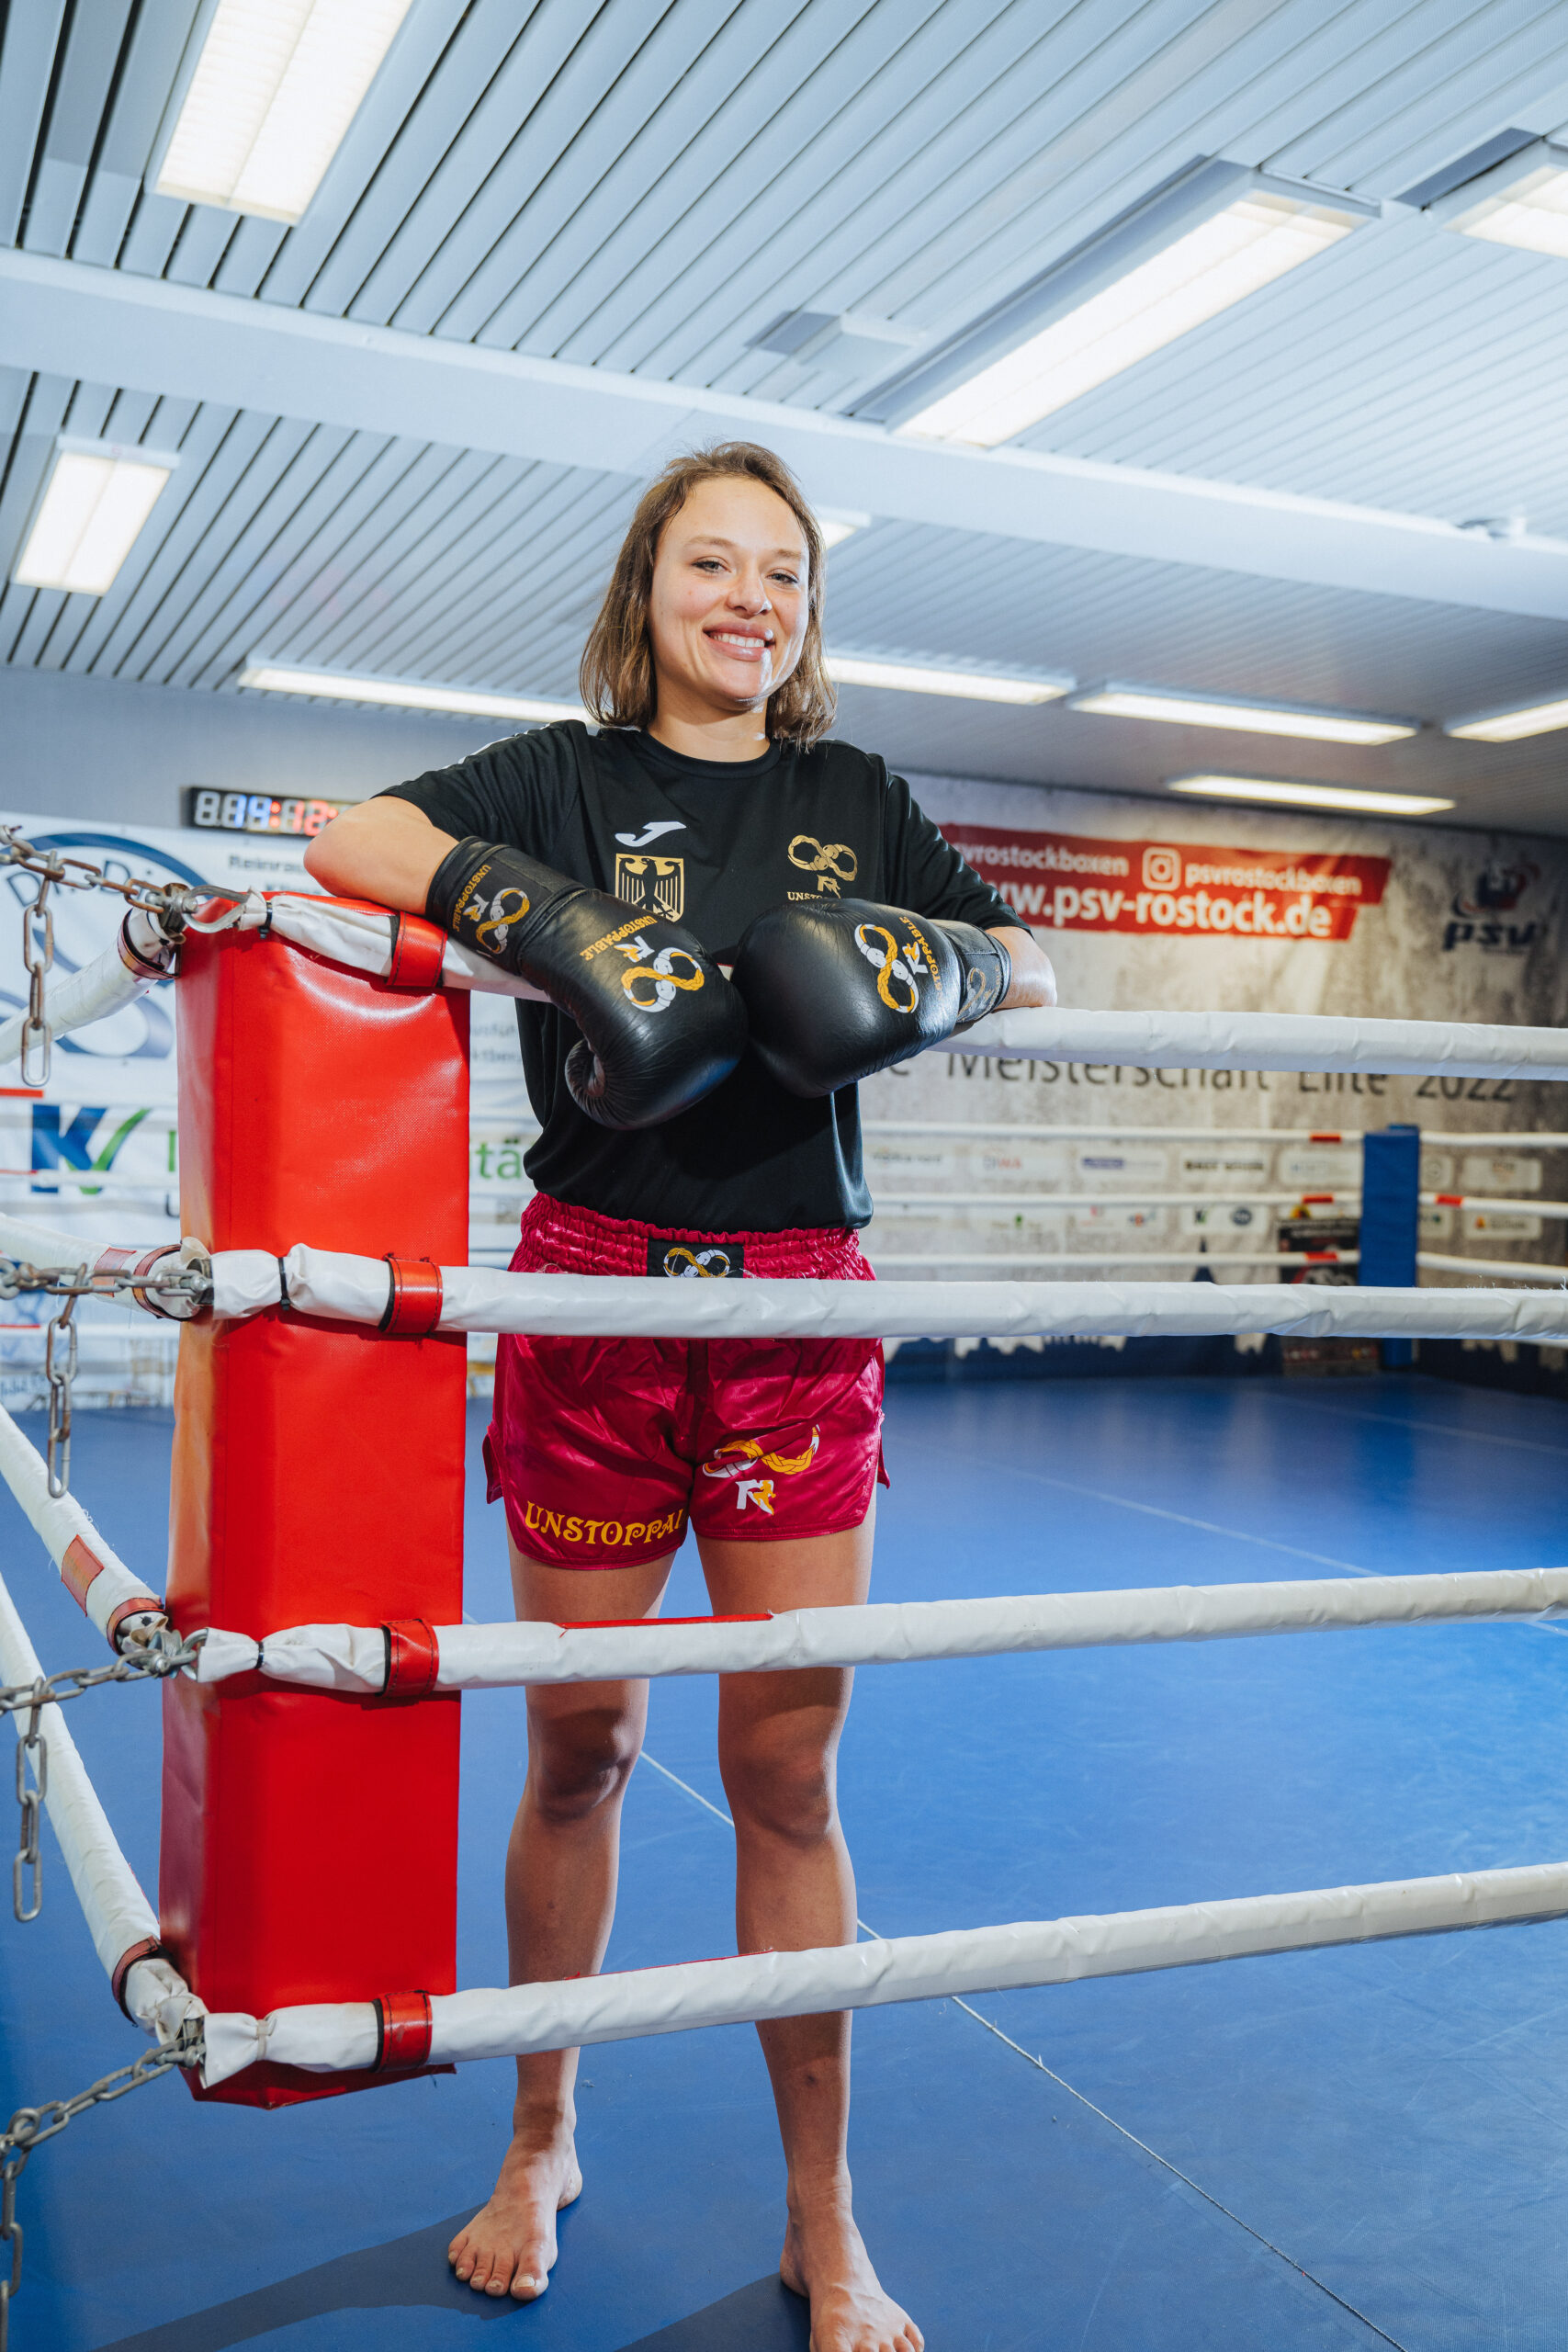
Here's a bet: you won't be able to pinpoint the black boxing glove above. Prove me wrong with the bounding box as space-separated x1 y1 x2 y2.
732 898 1010 1097
426 838 747 1129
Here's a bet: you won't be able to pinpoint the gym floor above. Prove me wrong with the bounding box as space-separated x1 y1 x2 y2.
4 1370 1567 2351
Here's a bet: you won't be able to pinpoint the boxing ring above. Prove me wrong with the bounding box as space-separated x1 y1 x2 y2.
6 830 1568 2340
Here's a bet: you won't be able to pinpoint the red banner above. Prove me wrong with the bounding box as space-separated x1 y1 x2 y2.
945 823 1391 944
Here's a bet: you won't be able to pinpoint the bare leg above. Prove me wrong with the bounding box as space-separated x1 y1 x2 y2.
702 1507 922 2352
448 1542 672 2301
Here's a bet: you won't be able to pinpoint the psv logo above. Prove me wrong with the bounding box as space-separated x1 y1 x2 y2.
615 852 683 922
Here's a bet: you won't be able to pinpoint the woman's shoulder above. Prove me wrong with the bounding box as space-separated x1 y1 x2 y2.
789 735 895 791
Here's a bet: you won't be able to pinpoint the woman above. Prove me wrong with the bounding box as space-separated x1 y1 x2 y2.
306 441 1055 2352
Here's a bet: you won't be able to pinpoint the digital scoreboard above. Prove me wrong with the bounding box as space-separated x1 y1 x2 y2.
185 787 358 836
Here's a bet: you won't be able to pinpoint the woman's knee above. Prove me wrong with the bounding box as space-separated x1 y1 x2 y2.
526 1698 644 1825
720 1714 839 1846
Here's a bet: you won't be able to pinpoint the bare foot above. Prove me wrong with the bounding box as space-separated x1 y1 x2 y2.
447 2130 582 2301
780 2190 922 2352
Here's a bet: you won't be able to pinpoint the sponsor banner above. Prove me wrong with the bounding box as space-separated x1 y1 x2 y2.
863 773 1568 1286
943 822 1390 943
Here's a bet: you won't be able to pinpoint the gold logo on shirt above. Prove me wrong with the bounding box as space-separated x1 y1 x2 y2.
614 853 683 922
788 837 857 896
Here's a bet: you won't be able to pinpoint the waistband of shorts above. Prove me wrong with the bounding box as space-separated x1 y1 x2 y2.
517 1192 871 1280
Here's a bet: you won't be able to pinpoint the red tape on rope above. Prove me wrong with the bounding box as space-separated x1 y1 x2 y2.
111 1935 176 2018
379 1257 444 1336
375 1989 434 2070
106 1592 165 1645
382 1617 441 1698
61 1535 105 1609
387 914 447 990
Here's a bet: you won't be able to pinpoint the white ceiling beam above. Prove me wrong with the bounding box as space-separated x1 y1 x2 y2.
6 249 1568 620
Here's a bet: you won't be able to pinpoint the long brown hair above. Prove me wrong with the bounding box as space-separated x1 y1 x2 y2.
580 441 836 749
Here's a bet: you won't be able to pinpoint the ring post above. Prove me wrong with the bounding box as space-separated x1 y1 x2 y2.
1359 1123 1420 1366
163 907 469 2107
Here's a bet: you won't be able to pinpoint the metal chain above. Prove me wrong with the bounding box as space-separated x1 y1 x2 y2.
0 1633 202 1724
17 872 55 1091
1 825 198 922
0 2028 201 2352
4 820 199 1102
0 1260 211 1310
5 1637 203 1927
42 1287 80 1500
10 1700 42 1925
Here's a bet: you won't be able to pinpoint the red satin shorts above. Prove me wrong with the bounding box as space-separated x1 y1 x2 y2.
485 1194 886 1569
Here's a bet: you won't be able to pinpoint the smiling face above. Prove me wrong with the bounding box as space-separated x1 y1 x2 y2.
646 473 810 730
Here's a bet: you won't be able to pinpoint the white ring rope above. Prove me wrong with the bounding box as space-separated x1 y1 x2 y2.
210 1247 1568 1340
0 1554 194 2039
960 1005 1568 1080
6 893 1568 1080
193 1566 1568 1693
0 1400 164 1645
184 890 546 999
197 1859 1568 2088
0 910 177 1071
1416 1250 1568 1284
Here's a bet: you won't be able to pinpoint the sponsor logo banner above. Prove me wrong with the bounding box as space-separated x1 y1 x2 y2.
944 822 1390 944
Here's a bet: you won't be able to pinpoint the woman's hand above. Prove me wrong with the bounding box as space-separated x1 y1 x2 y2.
988 925 1056 1009
303 795 457 911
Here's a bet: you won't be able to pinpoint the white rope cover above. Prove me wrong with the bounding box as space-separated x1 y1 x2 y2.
0 1207 170 1279
193 1566 1568 1693
198 1858 1568 2087
1417 1250 1568 1285
0 1400 162 1642
9 893 1568 1086
0 1558 162 2003
191 890 545 1000
209 1247 1568 1343
0 910 175 1070
961 1005 1568 1081
0 1209 106 1272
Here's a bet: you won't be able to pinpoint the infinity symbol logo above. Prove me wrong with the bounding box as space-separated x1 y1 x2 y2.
788 836 858 882
471 885 531 955
660 1246 734 1278
617 938 705 1011
854 921 924 1013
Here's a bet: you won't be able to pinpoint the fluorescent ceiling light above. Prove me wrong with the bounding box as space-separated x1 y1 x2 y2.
1068 682 1417 747
1444 693 1568 742
1427 139 1568 259
239 662 583 723
13 441 175 594
1168 775 1454 818
881 163 1373 446
818 509 871 548
827 655 1071 705
154 0 413 222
